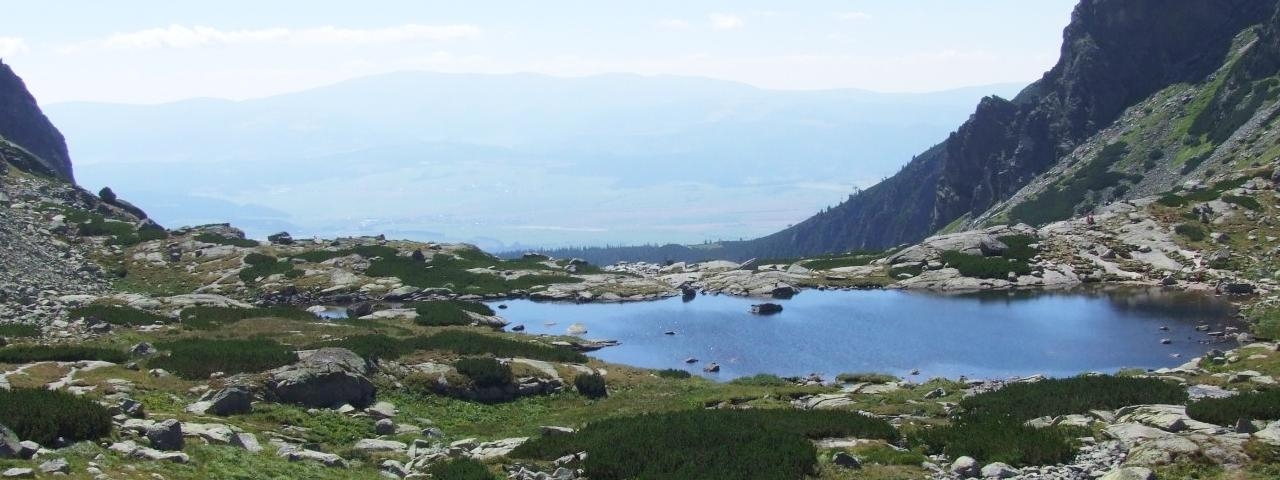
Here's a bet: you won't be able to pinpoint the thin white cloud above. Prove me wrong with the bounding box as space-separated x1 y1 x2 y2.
0 37 29 57
656 19 691 31
836 11 873 22
60 24 481 53
709 13 744 30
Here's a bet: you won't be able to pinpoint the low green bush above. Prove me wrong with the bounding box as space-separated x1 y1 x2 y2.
729 373 792 387
195 233 259 248
940 251 1030 279
0 345 128 363
0 324 41 338
1174 223 1207 242
178 306 314 330
238 254 298 282
0 388 112 445
997 235 1038 262
656 368 692 379
511 409 897 480
1222 194 1262 211
1187 389 1280 426
454 357 513 388
426 458 495 480
1249 307 1280 339
575 373 608 398
405 331 588 363
67 304 172 326
244 253 277 266
888 264 924 278
959 376 1187 422
307 334 409 361
908 417 1076 467
413 300 494 327
835 372 898 384
851 443 928 466
367 253 581 295
149 339 297 379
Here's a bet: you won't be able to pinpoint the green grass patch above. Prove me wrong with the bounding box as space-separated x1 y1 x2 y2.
195 233 259 248
656 369 692 379
1249 307 1280 339
729 374 792 387
0 388 112 445
0 324 40 338
835 372 898 384
149 338 297 379
454 357 514 388
178 306 314 330
0 345 128 363
940 251 1030 279
67 304 173 326
1187 389 1280 426
850 443 929 466
511 409 896 480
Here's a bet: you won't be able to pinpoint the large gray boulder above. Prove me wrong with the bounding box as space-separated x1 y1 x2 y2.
0 425 20 459
145 419 184 451
267 348 376 408
188 386 253 416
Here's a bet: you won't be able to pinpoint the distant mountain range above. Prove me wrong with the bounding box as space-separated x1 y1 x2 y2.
46 73 1022 250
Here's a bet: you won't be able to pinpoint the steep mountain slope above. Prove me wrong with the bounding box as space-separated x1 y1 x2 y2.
0 60 74 181
981 5 1280 226
730 0 1279 260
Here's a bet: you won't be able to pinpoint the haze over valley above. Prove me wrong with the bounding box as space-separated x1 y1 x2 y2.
50 74 1022 250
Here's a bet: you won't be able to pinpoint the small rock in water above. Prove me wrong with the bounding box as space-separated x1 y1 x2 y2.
703 363 721 373
1160 338 1172 345
684 357 698 364
511 324 525 332
663 331 676 336
567 323 588 335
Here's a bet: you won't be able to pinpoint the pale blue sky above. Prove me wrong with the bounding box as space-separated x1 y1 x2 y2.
2 1 1077 104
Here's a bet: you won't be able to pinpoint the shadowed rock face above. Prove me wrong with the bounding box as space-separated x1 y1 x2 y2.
0 60 73 181
737 0 1279 259
266 348 376 408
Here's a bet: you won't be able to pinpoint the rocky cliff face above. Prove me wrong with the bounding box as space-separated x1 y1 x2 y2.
734 0 1278 259
0 60 74 181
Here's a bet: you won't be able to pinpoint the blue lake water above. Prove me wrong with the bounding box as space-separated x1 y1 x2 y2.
490 288 1238 380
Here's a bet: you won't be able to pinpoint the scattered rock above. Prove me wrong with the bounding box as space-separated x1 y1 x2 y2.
950 456 980 478
37 458 69 474
831 451 861 469
145 419 184 451
1099 466 1155 480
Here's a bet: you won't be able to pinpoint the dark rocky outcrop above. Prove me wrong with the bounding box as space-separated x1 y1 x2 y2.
266 348 376 408
730 0 1279 258
0 60 73 181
